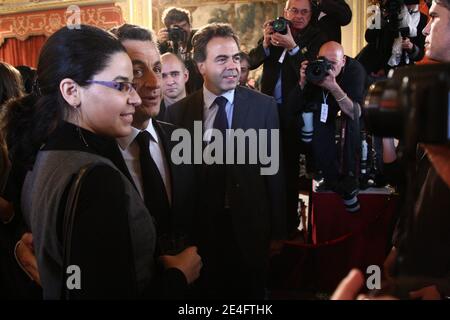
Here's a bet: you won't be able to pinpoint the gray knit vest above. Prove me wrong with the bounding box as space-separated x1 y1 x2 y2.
22 150 156 299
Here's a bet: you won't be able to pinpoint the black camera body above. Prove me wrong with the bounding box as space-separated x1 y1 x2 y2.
168 26 187 43
381 0 406 31
364 63 450 144
270 17 290 35
305 57 333 83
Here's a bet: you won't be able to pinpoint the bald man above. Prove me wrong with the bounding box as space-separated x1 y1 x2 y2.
157 53 189 121
295 41 366 209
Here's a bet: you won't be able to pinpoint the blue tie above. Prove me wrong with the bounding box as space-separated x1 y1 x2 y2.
213 96 228 135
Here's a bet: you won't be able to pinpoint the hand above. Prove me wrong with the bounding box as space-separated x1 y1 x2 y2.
383 246 397 282
401 38 414 51
157 28 169 43
16 232 41 286
271 26 297 50
299 60 309 90
0 196 14 223
262 20 274 49
331 269 398 300
410 285 442 300
317 69 339 92
159 246 202 284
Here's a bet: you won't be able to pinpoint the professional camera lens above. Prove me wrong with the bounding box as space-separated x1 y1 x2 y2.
364 63 450 144
271 17 289 35
168 26 187 43
305 58 333 83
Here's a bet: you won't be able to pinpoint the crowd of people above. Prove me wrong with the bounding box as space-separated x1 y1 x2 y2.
0 0 449 300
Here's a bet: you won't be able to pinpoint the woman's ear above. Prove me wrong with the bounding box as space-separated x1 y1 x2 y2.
59 78 81 108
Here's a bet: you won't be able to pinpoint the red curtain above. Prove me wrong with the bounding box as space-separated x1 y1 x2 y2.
0 35 47 68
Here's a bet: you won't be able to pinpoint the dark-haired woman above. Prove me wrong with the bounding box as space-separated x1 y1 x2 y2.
2 25 196 299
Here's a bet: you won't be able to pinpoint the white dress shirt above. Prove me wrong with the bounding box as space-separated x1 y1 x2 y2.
202 86 235 142
117 119 172 205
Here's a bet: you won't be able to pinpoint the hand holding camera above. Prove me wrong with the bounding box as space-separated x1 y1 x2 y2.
157 27 170 43
263 17 296 50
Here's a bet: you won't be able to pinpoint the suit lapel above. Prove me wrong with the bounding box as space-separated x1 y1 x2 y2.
184 89 204 132
154 120 174 202
110 142 138 191
231 87 250 130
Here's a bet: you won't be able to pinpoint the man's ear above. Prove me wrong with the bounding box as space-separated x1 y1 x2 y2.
197 62 206 76
59 78 81 108
184 68 190 83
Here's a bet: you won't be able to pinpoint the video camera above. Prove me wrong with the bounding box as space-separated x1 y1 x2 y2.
168 26 187 43
270 17 290 35
305 57 333 83
364 63 450 144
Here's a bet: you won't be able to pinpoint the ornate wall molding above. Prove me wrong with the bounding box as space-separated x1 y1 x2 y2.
0 2 124 46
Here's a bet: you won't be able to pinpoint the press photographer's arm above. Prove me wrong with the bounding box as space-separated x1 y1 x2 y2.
316 63 361 120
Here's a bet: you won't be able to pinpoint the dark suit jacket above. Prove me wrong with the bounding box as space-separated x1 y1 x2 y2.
108 120 197 238
315 0 352 43
165 86 286 269
248 24 327 104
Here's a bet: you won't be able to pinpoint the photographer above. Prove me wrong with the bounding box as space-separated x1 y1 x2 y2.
292 41 366 211
378 0 450 300
358 0 427 77
157 7 202 94
248 0 327 235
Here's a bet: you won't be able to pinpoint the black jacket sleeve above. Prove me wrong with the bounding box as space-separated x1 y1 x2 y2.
319 0 352 26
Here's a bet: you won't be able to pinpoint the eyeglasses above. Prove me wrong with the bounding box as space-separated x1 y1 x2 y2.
86 80 137 93
286 7 311 16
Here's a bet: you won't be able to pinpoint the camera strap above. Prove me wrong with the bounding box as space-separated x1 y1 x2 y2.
320 90 329 123
278 48 288 64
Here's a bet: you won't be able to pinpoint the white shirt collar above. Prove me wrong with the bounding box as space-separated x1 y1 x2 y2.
203 86 235 110
117 119 159 150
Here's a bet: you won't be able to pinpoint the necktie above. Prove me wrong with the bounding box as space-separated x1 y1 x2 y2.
213 96 229 135
211 96 231 208
135 130 171 233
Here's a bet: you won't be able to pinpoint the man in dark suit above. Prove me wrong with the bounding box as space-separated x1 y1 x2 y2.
165 23 286 299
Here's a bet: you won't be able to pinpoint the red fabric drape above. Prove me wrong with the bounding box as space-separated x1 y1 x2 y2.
0 35 47 68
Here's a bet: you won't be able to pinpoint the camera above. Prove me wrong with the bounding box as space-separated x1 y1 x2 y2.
364 63 450 144
305 57 333 83
270 17 290 35
168 26 187 43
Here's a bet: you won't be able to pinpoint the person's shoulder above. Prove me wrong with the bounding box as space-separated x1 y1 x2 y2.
236 86 275 103
173 89 203 107
345 56 366 75
155 120 180 135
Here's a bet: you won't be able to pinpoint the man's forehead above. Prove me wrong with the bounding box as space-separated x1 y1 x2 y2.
122 39 160 65
287 0 310 9
162 56 184 69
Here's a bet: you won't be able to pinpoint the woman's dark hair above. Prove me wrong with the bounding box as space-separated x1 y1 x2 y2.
1 24 126 169
0 62 23 107
15 65 37 94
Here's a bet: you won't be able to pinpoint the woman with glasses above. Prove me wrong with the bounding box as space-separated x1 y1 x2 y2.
2 25 175 299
